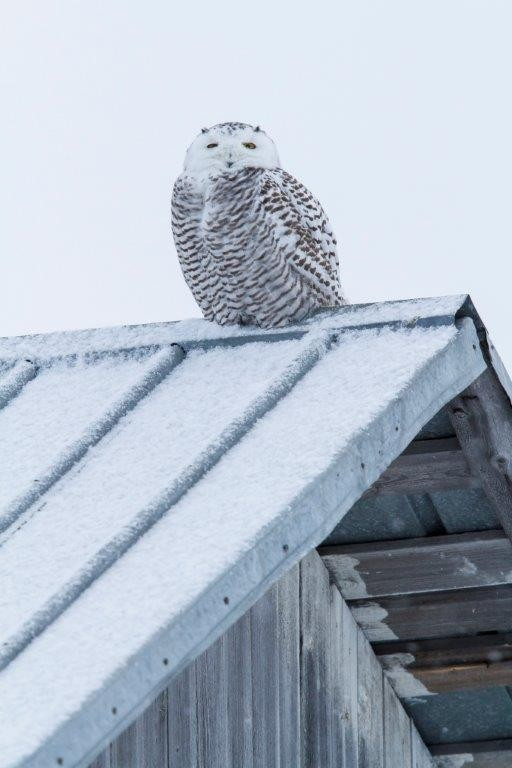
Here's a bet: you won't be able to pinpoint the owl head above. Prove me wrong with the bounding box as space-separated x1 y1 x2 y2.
183 122 280 177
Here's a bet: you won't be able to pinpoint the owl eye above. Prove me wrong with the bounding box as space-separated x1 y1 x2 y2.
243 142 256 149
206 143 218 149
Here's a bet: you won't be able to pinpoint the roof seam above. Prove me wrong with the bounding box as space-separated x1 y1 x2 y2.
0 314 460 365
0 361 37 410
0 345 185 538
178 315 458 351
0 330 331 673
0 344 171 368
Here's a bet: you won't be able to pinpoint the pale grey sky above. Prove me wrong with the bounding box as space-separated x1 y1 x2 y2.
1 2 511 365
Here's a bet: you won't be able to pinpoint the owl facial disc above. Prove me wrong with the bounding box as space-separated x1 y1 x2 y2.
183 122 280 177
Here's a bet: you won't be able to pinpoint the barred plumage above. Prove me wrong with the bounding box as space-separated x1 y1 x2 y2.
172 122 346 328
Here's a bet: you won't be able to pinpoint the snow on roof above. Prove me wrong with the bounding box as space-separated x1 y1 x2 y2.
0 294 472 362
0 297 488 768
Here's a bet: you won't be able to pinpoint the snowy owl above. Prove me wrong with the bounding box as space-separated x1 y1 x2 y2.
172 122 346 327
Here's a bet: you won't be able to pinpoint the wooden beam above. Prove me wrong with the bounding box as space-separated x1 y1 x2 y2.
350 584 512 642
410 660 512 694
449 368 512 541
363 437 479 497
430 739 512 768
320 530 512 600
373 634 512 696
403 437 460 455
374 631 512 664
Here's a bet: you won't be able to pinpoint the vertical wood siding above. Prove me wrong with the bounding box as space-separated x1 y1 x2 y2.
89 552 432 768
384 678 411 767
358 629 384 768
300 548 335 767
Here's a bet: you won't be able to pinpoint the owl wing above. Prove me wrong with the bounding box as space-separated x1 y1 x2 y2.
259 168 345 306
171 175 216 321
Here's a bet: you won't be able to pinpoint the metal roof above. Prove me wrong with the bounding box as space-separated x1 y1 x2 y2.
0 296 490 768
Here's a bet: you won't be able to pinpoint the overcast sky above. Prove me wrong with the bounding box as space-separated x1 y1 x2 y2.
1 2 511 366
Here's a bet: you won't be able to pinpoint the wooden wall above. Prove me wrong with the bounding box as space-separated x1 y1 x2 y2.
89 551 433 768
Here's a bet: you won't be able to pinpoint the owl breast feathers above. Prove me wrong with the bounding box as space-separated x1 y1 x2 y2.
172 125 346 328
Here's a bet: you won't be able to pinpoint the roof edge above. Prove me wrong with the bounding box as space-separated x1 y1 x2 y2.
455 294 512 406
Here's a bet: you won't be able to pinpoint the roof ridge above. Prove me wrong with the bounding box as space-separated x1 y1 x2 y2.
0 296 470 362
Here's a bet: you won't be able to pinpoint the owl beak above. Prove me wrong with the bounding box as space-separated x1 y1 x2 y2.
226 161 234 168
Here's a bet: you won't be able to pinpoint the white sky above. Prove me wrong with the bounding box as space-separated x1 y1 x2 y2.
1 2 511 366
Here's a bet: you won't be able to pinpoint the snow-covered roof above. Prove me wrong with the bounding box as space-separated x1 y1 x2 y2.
0 296 489 768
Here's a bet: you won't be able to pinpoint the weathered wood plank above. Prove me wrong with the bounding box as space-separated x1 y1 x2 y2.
430 739 512 768
351 584 512 642
168 663 197 768
358 630 384 768
411 725 433 768
88 749 111 768
226 611 253 767
251 581 279 768
277 563 300 768
404 437 460 455
330 583 347 766
321 530 512 599
142 691 169 768
138 692 168 767
375 632 512 695
340 596 359 766
109 693 167 768
91 554 430 768
195 634 229 767
383 677 411 767
376 631 512 662
449 368 512 541
300 550 334 768
110 691 168 768
109 692 167 768
363 437 477 497
109 718 137 768
413 659 512 694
